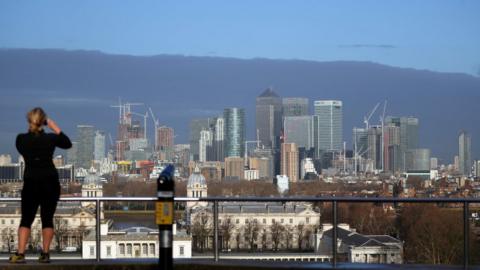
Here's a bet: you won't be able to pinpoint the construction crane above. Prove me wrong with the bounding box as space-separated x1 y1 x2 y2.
379 100 388 172
123 102 143 125
148 107 160 151
363 103 380 130
130 111 148 139
354 146 370 176
110 98 124 124
244 140 261 167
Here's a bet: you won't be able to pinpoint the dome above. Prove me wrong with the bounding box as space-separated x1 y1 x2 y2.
187 167 206 188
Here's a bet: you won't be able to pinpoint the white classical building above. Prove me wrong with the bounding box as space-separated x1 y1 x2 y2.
0 203 96 252
81 167 104 218
190 202 320 251
314 224 403 264
82 224 192 259
186 167 208 208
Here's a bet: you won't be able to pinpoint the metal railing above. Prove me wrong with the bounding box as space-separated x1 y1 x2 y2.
1 196 479 269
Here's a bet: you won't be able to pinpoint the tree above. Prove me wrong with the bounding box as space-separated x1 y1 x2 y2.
207 180 279 197
399 204 463 265
303 227 313 250
244 218 260 252
284 225 294 250
54 216 69 251
321 202 396 236
260 229 268 251
2 228 16 253
76 224 88 251
235 233 241 251
29 227 42 251
270 221 285 251
219 216 235 250
191 212 212 252
296 223 305 250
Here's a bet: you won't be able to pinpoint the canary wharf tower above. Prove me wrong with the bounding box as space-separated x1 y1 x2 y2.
256 88 282 150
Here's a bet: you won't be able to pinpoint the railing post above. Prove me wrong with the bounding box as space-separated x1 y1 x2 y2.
464 201 469 270
332 200 337 268
213 200 219 262
96 198 101 262
156 165 175 270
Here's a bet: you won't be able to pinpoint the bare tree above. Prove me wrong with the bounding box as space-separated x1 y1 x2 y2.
270 221 285 251
76 224 88 251
244 218 260 251
235 233 241 251
53 216 69 251
284 225 294 250
296 223 305 250
191 213 212 252
29 227 42 252
219 216 235 250
399 204 464 265
260 229 268 251
303 227 313 250
2 228 16 253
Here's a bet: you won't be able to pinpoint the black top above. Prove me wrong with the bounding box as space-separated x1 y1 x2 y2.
16 131 72 174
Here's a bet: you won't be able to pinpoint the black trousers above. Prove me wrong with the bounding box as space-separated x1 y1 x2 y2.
20 172 60 229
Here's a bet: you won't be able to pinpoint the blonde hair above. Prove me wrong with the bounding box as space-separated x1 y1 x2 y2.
27 107 47 134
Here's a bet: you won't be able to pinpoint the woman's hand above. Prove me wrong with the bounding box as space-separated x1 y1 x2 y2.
46 119 62 135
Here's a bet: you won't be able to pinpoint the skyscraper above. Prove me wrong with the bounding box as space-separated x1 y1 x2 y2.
158 126 175 161
385 117 419 172
454 155 460 171
282 97 309 117
367 126 382 170
383 125 401 172
405 148 431 171
313 100 343 157
283 116 313 149
459 130 472 176
189 118 215 161
353 128 368 157
214 117 225 162
281 143 299 182
94 130 106 161
77 125 95 169
256 88 282 149
430 157 438 170
199 129 213 162
224 108 245 158
67 141 77 165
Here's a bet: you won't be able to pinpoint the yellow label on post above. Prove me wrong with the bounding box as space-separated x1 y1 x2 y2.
156 202 173 225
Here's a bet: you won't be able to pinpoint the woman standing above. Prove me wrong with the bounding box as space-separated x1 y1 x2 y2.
9 108 72 263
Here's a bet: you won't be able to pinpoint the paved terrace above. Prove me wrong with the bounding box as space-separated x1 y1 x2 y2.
0 259 479 270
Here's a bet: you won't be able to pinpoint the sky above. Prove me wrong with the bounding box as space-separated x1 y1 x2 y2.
1 0 480 75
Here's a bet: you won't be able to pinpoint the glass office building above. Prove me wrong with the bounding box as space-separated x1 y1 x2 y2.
284 116 313 149
459 130 472 176
224 108 245 158
313 100 343 157
256 88 282 150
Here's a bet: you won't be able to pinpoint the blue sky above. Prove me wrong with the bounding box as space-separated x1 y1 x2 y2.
1 0 479 75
